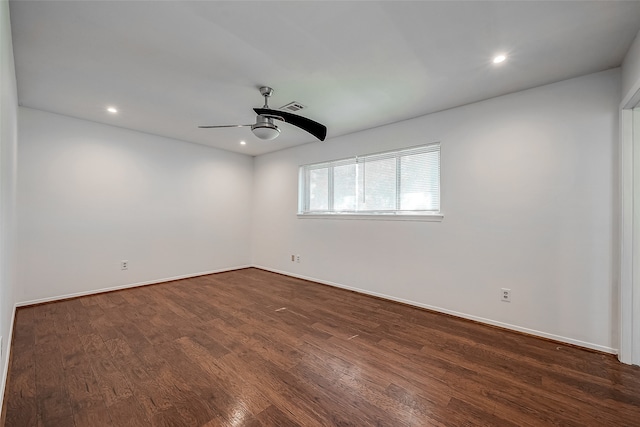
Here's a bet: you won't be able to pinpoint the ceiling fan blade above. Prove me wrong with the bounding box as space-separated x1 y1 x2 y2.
198 124 252 128
254 108 327 141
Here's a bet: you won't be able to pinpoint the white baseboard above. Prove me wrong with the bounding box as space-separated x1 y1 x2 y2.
16 265 252 307
253 265 618 355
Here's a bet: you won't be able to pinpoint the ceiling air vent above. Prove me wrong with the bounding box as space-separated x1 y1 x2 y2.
280 101 306 112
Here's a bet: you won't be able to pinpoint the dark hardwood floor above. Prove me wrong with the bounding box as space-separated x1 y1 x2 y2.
3 268 640 426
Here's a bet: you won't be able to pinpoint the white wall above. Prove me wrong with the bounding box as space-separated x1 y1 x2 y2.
0 0 18 409
252 69 620 353
17 108 253 303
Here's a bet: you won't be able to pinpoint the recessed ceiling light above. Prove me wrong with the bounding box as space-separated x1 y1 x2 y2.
493 54 507 64
240 140 246 145
106 106 118 113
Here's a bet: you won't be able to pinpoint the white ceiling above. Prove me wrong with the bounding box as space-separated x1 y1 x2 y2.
9 1 640 156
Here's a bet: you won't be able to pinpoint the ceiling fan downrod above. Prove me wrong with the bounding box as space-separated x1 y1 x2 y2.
260 86 273 108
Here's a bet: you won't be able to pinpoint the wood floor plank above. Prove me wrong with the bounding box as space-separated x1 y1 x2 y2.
4 268 640 426
106 395 150 426
2 342 37 426
72 399 114 427
33 311 74 424
174 336 272 416
65 364 105 411
256 405 301 427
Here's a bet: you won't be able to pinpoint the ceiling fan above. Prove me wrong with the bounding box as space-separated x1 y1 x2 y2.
199 87 327 141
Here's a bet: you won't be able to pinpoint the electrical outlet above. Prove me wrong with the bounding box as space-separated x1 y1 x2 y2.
296 255 301 263
501 288 511 302
121 260 128 270
291 255 295 262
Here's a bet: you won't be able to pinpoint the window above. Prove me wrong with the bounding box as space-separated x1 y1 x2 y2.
299 143 440 218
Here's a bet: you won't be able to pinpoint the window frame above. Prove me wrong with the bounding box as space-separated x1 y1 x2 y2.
298 143 443 221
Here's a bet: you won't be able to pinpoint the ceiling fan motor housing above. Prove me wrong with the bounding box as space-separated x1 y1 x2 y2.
251 115 280 140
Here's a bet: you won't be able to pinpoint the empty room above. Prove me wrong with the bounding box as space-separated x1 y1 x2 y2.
2 0 640 426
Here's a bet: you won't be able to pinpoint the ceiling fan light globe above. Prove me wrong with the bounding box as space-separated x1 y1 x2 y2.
252 124 280 140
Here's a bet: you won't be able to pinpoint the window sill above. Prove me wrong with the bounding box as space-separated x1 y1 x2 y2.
297 213 444 222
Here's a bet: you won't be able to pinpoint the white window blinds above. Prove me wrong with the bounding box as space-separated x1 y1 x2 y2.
299 143 440 215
